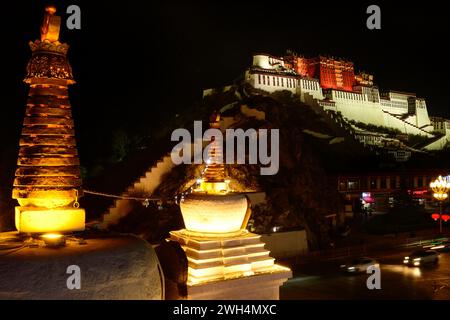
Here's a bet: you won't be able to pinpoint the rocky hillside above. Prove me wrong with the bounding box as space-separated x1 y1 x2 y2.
109 84 381 249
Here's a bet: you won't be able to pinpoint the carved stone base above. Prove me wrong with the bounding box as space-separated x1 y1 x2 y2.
15 206 85 233
186 270 292 300
169 229 292 299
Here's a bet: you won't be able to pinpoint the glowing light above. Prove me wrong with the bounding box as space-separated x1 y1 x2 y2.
430 176 450 201
430 245 445 250
180 193 248 234
15 207 85 233
431 213 440 221
40 233 65 247
198 181 228 194
41 233 62 239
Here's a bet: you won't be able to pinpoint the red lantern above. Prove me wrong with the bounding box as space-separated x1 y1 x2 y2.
431 213 440 221
442 214 450 222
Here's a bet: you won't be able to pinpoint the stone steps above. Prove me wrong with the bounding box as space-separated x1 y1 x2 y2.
99 152 175 228
99 142 201 229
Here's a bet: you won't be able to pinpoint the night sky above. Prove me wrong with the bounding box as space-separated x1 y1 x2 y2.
0 0 449 173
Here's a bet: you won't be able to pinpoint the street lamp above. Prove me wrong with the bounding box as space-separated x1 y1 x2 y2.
429 175 450 234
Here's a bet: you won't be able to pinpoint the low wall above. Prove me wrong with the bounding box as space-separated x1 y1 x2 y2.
261 230 308 259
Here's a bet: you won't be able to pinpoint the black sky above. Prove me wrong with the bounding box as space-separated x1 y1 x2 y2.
0 0 449 169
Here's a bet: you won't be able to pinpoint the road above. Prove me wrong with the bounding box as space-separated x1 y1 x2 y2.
280 249 450 299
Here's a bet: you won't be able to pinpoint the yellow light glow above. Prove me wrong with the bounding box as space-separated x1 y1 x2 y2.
15 206 85 233
430 175 450 201
16 190 76 208
40 233 65 247
197 181 228 194
187 251 269 265
41 233 63 239
186 243 264 255
180 193 248 234
187 263 291 285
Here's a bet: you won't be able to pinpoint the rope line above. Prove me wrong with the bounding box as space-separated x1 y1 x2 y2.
82 189 161 202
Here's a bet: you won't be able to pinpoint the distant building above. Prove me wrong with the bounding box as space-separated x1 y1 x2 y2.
431 117 450 135
244 52 450 150
336 170 448 214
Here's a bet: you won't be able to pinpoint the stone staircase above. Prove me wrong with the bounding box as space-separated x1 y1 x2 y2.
100 152 175 228
381 110 433 137
98 142 204 229
322 109 375 151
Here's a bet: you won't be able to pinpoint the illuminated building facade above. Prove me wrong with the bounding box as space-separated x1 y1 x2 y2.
12 6 85 233
336 169 448 214
284 54 367 91
245 52 450 150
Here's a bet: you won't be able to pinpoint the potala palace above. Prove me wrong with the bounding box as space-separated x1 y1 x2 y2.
244 52 450 151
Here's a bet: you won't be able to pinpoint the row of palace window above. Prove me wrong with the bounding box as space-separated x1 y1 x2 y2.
256 74 322 92
339 175 435 191
301 79 319 91
257 74 296 88
335 90 365 101
434 122 450 130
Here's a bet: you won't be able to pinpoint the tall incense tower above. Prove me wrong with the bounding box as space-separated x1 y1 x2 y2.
13 6 85 233
170 112 291 300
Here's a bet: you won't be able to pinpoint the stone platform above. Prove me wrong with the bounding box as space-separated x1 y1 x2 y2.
169 229 292 299
0 232 163 300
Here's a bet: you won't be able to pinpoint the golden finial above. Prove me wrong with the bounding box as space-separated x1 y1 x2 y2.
203 111 225 184
40 5 61 42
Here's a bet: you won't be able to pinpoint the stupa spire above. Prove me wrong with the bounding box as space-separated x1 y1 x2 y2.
203 111 225 183
12 6 85 233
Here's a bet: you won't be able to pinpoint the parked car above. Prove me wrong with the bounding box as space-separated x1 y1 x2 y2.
403 250 439 266
340 257 379 273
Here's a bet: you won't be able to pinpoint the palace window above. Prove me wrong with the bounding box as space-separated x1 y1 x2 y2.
348 179 359 190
